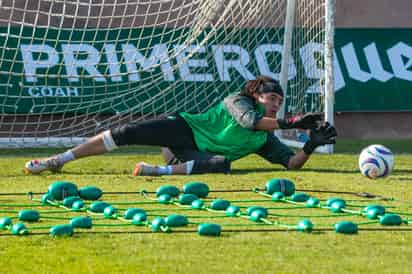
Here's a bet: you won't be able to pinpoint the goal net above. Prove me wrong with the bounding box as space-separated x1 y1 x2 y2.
0 0 335 150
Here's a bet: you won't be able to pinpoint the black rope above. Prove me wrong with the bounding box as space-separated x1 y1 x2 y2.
1 227 412 237
0 192 36 196
295 189 394 201
0 188 394 201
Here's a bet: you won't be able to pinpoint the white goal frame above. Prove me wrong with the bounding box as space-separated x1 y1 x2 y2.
277 0 336 153
0 0 336 150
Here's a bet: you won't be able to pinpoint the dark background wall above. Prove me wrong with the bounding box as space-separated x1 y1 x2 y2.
335 0 412 139
336 0 412 28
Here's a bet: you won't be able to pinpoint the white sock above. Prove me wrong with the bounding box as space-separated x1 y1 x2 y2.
157 166 172 175
102 130 118 151
186 160 194 174
56 150 75 165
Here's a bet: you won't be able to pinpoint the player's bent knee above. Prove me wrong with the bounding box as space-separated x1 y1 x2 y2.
110 124 135 146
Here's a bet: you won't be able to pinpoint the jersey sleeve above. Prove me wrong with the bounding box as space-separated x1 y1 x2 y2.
255 134 295 168
223 94 263 129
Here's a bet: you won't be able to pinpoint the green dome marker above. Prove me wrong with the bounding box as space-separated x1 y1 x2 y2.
18 210 40 222
326 198 346 207
379 214 402 226
249 209 266 222
290 193 310 202
124 208 146 220
364 205 386 220
210 199 230 211
330 200 346 213
365 208 381 220
164 215 188 227
246 206 268 217
89 201 111 213
226 205 240 217
151 217 166 232
297 219 314 232
11 223 29 235
103 206 117 218
178 194 198 205
183 182 210 198
265 178 295 196
71 200 85 211
271 192 285 201
50 224 74 237
62 196 82 208
306 197 320 208
48 181 78 200
158 194 172 204
78 186 103 200
41 193 53 205
335 221 358 234
156 185 180 198
198 223 221 237
0 217 12 229
70 217 93 229
191 199 204 209
132 213 147 225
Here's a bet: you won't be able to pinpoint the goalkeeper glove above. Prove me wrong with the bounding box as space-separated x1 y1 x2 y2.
277 113 322 130
302 122 337 155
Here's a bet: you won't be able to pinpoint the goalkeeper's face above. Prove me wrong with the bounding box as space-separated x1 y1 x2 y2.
256 92 283 118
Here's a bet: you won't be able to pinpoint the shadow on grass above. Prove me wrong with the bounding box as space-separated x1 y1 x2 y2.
1 171 129 177
392 170 412 174
6 168 410 178
389 177 412 181
231 167 360 174
232 167 412 175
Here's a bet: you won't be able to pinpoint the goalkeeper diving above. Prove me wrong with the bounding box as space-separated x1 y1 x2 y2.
24 75 337 176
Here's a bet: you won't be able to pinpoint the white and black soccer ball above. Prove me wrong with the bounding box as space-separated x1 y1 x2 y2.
358 144 394 179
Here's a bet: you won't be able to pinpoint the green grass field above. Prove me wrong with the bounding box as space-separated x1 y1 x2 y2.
1 139 412 274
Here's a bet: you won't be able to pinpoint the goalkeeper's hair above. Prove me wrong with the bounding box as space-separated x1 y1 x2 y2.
240 75 283 100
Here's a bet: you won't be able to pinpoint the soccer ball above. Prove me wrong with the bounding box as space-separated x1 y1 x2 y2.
358 144 394 179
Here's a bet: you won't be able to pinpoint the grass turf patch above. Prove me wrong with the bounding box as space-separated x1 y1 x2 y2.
1 139 412 273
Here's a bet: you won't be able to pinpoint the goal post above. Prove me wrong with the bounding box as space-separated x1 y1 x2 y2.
277 0 336 153
0 0 335 150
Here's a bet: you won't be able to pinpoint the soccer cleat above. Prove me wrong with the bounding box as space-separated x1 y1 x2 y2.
23 157 63 174
132 162 160 176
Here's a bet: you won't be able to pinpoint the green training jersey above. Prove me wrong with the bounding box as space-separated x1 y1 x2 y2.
180 101 268 161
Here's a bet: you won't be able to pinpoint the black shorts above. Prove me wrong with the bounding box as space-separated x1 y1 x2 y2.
110 115 198 150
